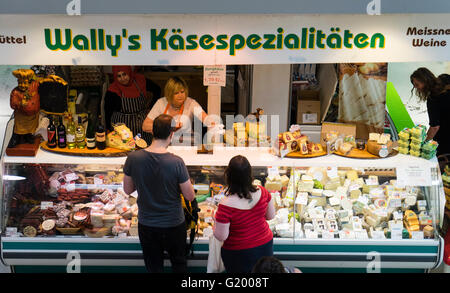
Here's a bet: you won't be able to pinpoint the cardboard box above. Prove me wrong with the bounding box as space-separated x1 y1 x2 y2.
297 90 320 124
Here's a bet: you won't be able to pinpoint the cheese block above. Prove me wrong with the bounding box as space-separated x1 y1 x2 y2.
423 225 434 238
346 170 358 181
339 142 354 155
377 133 390 144
369 133 380 141
311 189 323 196
323 190 336 197
280 175 290 188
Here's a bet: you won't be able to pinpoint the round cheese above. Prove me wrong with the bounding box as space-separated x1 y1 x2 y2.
42 219 56 231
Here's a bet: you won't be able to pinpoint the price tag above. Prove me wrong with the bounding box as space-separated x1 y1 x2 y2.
411 231 424 240
6 227 18 237
326 167 338 178
66 182 76 192
305 230 318 239
355 230 369 239
302 113 318 124
295 192 308 205
64 173 78 182
388 198 402 209
267 166 280 178
41 201 54 210
391 228 403 240
94 177 103 185
203 65 226 87
393 211 403 221
371 231 386 239
396 165 432 187
322 230 334 239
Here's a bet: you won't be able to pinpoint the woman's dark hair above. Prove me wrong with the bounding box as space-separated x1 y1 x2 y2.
224 155 257 200
410 67 442 101
252 256 286 273
153 114 176 140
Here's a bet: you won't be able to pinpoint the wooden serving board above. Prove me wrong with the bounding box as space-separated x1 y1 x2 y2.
40 142 129 157
285 150 327 159
334 146 398 159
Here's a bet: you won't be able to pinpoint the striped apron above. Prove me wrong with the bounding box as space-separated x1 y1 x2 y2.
110 80 153 144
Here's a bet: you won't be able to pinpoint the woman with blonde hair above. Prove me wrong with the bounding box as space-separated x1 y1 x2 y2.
142 76 210 140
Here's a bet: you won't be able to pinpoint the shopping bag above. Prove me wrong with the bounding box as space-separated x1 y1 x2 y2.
207 235 225 273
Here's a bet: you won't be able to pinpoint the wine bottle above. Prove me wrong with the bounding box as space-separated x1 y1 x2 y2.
86 113 96 150
47 116 57 148
75 116 86 149
66 114 76 149
95 115 106 150
57 116 66 148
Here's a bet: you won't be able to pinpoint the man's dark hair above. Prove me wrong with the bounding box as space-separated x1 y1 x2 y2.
224 155 257 200
438 73 450 86
252 256 286 273
153 114 175 140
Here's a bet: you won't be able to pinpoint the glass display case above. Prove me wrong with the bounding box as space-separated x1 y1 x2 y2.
0 144 445 273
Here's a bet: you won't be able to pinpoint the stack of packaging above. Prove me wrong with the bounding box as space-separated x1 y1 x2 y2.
397 125 438 159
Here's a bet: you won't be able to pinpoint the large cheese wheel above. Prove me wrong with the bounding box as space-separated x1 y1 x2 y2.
367 140 393 157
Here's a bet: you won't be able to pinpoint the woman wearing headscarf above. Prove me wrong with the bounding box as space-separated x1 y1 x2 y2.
104 66 159 145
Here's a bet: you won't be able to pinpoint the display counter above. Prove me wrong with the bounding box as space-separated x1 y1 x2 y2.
0 145 445 273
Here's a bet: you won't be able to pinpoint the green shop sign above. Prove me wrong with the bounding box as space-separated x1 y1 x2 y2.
44 27 386 57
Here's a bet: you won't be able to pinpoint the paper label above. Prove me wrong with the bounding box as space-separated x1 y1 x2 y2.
326 167 338 178
6 227 18 237
267 166 280 178
388 198 402 209
40 201 54 210
393 211 403 221
94 177 103 185
305 230 318 239
371 231 386 239
302 113 317 124
391 228 403 240
203 65 226 86
396 165 432 187
322 230 334 239
355 231 369 239
411 231 424 240
295 193 308 205
66 182 76 192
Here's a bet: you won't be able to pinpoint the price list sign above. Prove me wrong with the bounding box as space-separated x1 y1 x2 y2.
203 65 226 87
396 165 432 187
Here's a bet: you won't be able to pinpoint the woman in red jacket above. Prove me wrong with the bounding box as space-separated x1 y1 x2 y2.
213 155 275 273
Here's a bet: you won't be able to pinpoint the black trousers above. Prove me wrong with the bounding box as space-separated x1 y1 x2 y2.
138 222 187 273
221 239 273 273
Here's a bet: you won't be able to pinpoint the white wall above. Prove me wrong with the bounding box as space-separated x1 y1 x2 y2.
251 64 291 137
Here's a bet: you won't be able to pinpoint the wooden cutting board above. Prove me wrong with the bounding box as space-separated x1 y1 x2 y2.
285 150 327 158
40 142 129 157
334 146 398 159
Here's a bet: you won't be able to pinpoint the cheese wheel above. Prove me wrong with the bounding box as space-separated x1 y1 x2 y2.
42 219 56 231
23 226 37 237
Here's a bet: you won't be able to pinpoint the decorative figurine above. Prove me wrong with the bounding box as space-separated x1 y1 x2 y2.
8 69 41 148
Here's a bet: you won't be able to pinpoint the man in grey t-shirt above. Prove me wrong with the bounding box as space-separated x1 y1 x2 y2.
123 114 195 273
